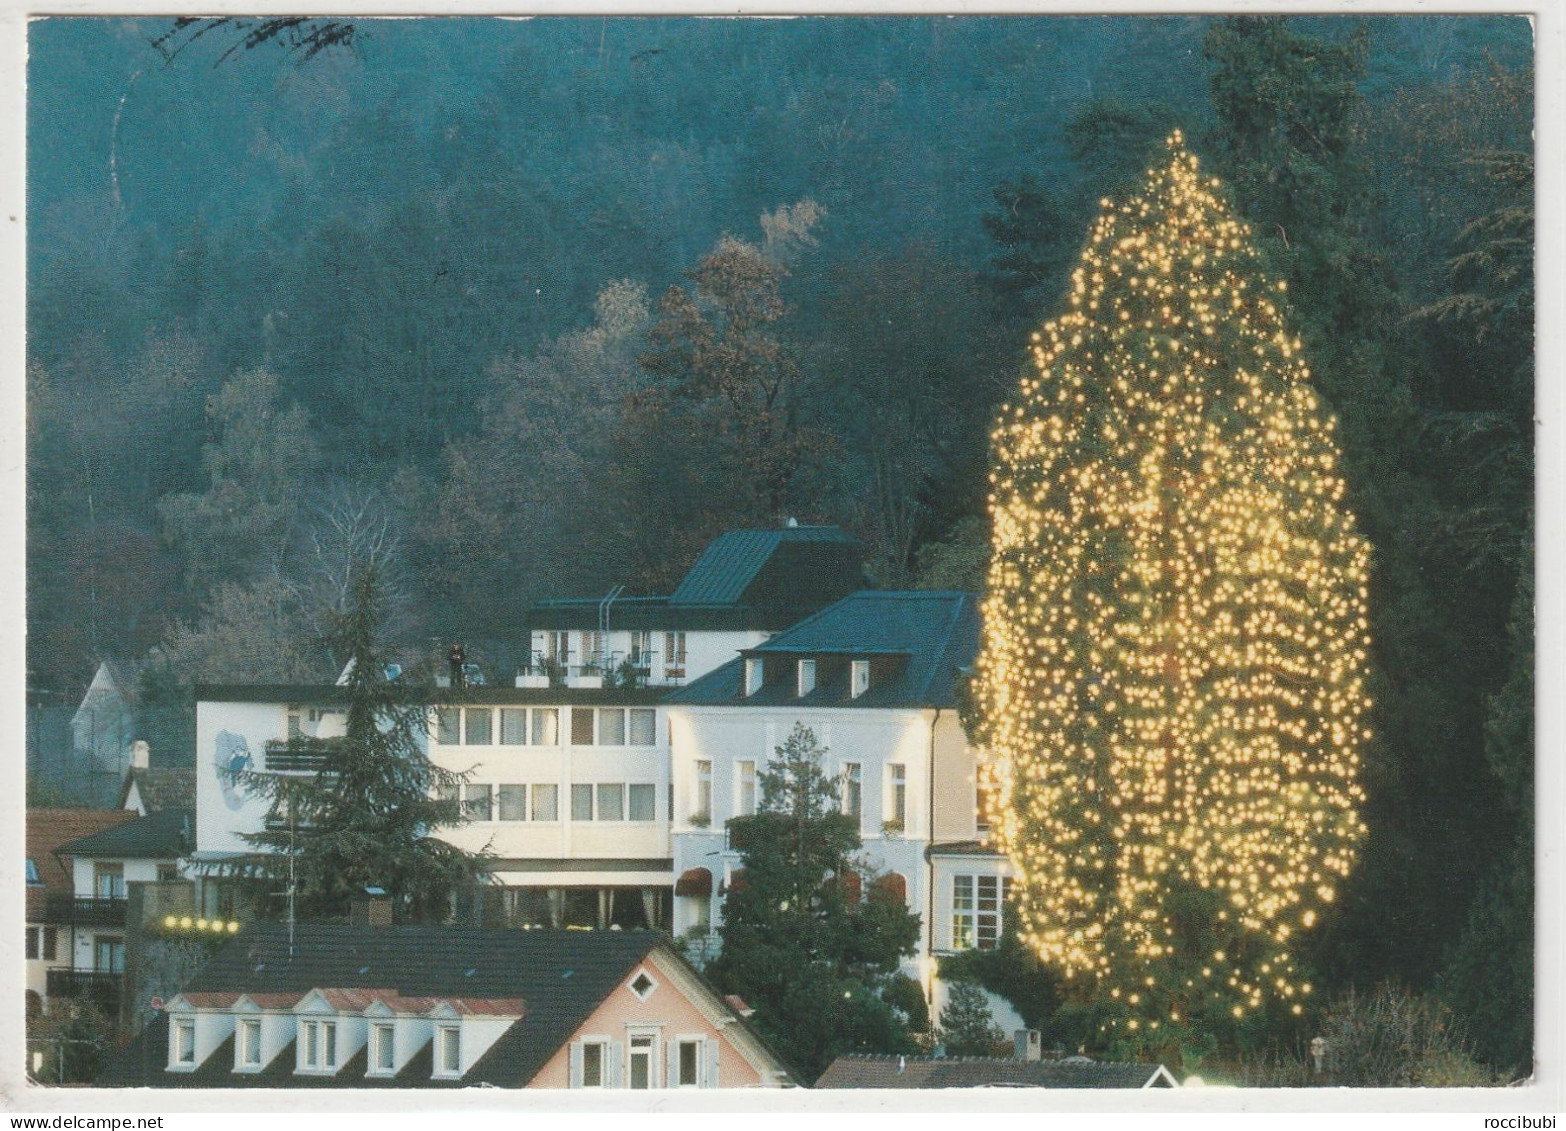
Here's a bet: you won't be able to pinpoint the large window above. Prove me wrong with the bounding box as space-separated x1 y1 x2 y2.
532 708 559 746
436 709 460 746
598 708 626 746
500 708 528 745
463 783 493 822
464 708 492 745
571 708 595 746
532 783 559 822
628 783 656 821
571 784 595 822
498 784 527 821
596 783 626 822
570 783 658 822
952 874 1010 950
841 763 863 821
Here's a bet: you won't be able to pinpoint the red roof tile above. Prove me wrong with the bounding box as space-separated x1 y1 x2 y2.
27 809 138 922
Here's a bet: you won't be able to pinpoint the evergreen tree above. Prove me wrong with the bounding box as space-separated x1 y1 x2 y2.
975 133 1371 1058
235 565 483 922
938 980 1007 1058
708 723 923 1082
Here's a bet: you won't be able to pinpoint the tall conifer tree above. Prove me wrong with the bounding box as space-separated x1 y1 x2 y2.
976 134 1371 1048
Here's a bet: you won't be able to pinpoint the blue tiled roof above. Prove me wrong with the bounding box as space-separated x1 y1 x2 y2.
669 526 857 606
664 591 979 709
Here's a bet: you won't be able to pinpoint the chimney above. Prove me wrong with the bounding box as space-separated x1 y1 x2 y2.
350 887 393 927
1014 1029 1043 1062
130 740 151 769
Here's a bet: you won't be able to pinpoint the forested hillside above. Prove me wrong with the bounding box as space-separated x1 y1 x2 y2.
27 14 1533 1072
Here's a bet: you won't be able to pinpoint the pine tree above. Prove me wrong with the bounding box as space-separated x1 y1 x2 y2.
975 133 1371 1050
708 723 923 1081
938 980 1007 1058
236 565 483 922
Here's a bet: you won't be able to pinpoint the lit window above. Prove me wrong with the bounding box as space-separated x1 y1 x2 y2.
628 783 656 822
464 708 492 745
628 708 657 746
797 659 816 696
851 660 871 698
952 874 1011 950
372 1024 395 1073
172 1018 196 1067
737 761 757 816
842 763 862 821
437 1026 461 1076
532 783 559 822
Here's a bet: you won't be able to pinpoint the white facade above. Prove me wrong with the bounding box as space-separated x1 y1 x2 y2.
525 627 768 688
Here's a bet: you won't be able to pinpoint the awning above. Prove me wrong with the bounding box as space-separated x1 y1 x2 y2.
675 867 713 897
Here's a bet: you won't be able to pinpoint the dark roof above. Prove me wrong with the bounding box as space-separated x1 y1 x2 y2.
96 924 708 1088
119 766 197 813
815 1055 1176 1089
56 807 192 860
665 591 980 710
530 526 865 632
26 808 139 921
195 685 663 707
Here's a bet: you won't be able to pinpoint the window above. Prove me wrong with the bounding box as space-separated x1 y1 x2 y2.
628 708 656 746
976 780 997 834
628 783 656 821
25 928 37 960
436 709 460 745
94 937 124 974
631 630 653 667
42 927 56 961
571 784 594 821
172 1018 195 1067
372 1024 395 1073
571 708 595 746
744 658 763 696
851 660 871 698
629 1033 655 1089
582 631 605 668
598 708 626 746
464 783 493 822
158 864 180 883
842 763 863 821
94 863 125 900
531 708 559 746
664 632 687 675
300 1020 336 1071
436 783 460 812
464 708 492 745
797 659 816 696
287 711 303 738
597 783 626 822
694 761 713 823
676 1039 702 1087
500 708 528 745
239 1018 262 1068
888 764 907 829
581 1040 606 1088
532 783 559 822
26 858 41 886
498 784 527 821
737 761 757 817
547 631 571 665
437 1026 461 1076
952 875 1011 950
629 970 656 999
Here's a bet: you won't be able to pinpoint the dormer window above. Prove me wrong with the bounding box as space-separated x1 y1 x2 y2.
435 1025 462 1078
851 660 871 699
237 1018 262 1069
370 1023 396 1075
797 659 816 697
745 658 763 696
170 1018 196 1068
299 1019 336 1072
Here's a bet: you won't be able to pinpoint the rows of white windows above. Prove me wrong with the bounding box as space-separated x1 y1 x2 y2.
434 706 657 748
176 1015 466 1079
543 631 686 674
439 781 661 823
687 759 911 828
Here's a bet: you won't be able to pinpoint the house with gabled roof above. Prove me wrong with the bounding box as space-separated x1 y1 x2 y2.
96 923 796 1089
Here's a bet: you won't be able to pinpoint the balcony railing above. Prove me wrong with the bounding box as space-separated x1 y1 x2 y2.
45 969 122 1014
46 895 128 927
264 739 336 773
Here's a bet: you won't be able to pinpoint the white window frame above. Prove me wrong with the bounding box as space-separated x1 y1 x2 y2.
664 632 687 676
694 761 713 824
736 760 757 817
434 1025 462 1079
952 874 1010 951
674 1037 705 1088
579 1038 609 1088
797 659 816 696
887 764 907 830
841 762 863 821
298 1018 337 1073
851 659 871 698
369 1023 396 1077
628 967 659 1001
627 1030 659 1090
744 658 763 696
236 1017 262 1071
170 1017 196 1069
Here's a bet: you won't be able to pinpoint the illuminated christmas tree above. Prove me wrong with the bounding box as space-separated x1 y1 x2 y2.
976 132 1370 1045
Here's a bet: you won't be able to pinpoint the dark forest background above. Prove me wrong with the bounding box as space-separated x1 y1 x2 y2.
26 15 1534 1072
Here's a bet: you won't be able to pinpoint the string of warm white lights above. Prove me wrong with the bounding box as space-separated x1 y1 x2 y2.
976 132 1370 1036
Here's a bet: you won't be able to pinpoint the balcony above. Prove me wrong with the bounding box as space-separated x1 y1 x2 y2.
46 969 122 1015
264 739 336 773
46 895 128 927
